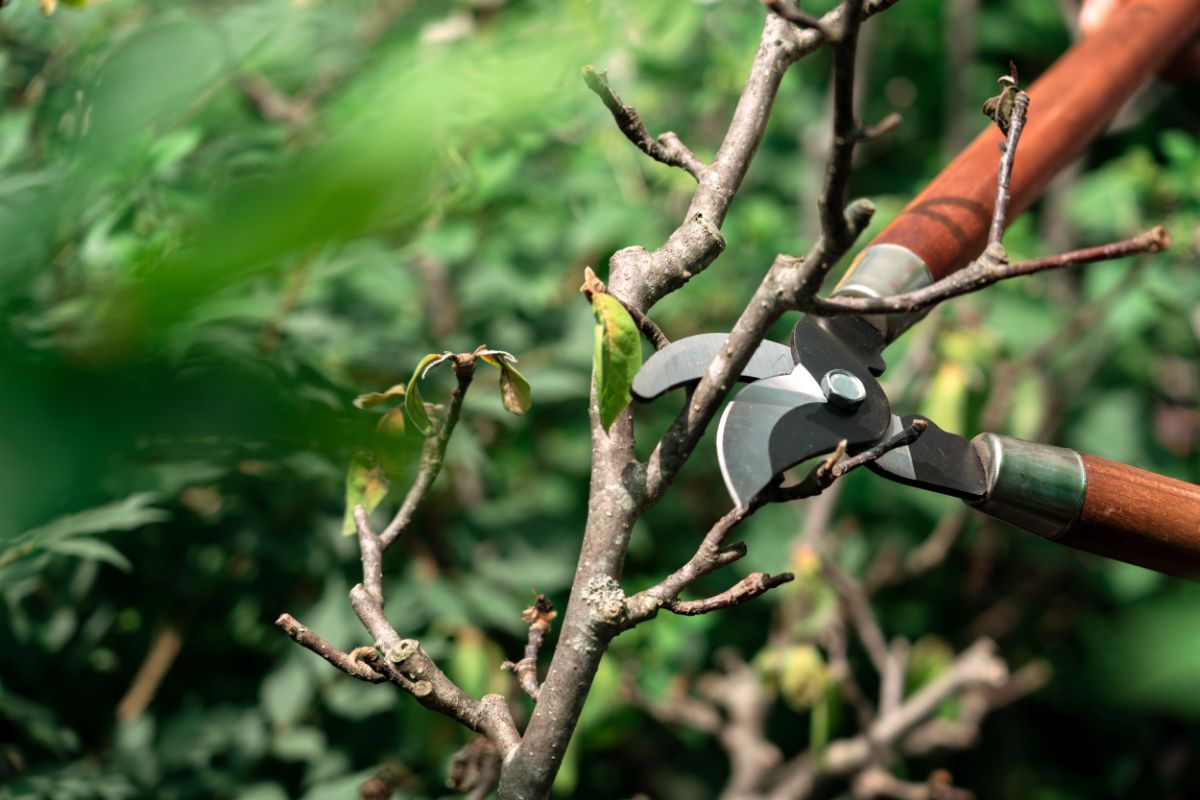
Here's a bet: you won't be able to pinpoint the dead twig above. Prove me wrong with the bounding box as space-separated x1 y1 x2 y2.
503 594 557 701
666 571 796 616
582 66 706 180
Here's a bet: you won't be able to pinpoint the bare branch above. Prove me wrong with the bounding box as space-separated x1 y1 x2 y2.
854 768 976 800
766 639 1010 800
865 507 968 592
879 637 909 717
765 0 839 40
810 226 1170 317
582 66 705 180
819 0 866 248
625 501 764 624
859 111 903 141
275 614 388 683
823 559 890 676
502 595 557 701
989 88 1030 246
773 419 928 504
378 356 475 550
346 583 520 753
666 571 795 616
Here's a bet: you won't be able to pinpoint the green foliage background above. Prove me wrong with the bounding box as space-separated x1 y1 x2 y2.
1 0 1198 798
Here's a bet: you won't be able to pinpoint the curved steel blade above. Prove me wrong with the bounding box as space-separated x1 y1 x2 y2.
867 414 987 501
717 363 892 508
632 334 794 401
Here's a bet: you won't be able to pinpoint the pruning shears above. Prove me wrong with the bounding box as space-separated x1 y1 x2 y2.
633 0 1200 580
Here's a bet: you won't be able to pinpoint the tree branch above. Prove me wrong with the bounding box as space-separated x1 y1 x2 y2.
582 66 705 180
665 571 795 616
988 88 1030 246
765 639 1011 800
809 226 1170 317
275 613 388 683
502 595 557 701
625 501 764 625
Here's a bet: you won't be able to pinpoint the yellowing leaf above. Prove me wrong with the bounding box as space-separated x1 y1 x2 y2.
341 451 389 536
353 384 406 409
591 293 641 432
474 348 532 415
499 360 532 414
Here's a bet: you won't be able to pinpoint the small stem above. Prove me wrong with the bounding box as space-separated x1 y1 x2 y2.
989 90 1030 246
275 614 388 683
503 595 557 701
582 66 705 180
379 357 475 550
665 571 795 616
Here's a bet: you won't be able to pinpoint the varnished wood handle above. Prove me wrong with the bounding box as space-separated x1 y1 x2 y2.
870 0 1200 280
1059 455 1200 580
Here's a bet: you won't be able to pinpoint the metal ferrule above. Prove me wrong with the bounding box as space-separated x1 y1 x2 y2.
832 244 933 342
968 433 1087 540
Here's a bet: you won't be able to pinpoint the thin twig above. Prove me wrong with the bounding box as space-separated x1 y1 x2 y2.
989 89 1030 246
502 595 557 701
582 66 705 180
765 0 840 40
665 571 795 616
625 501 764 624
379 357 476 550
823 560 890 676
773 419 928 503
810 226 1170 317
275 614 388 683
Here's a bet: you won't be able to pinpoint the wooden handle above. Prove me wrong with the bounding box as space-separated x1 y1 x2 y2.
869 0 1200 280
1058 455 1200 580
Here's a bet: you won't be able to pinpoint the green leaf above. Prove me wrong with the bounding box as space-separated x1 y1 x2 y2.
375 406 410 479
341 451 389 536
44 538 133 572
590 293 641 432
2 493 168 563
405 352 453 437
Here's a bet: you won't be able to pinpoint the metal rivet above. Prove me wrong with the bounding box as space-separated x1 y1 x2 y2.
821 369 866 410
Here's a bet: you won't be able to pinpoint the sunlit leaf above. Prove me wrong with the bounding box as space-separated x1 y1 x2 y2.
590 293 641 432
353 384 406 409
341 451 389 536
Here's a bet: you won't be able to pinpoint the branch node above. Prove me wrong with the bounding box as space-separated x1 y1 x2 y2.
388 638 420 664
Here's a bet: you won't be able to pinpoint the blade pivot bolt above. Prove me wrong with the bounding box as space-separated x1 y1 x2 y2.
821 369 866 409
